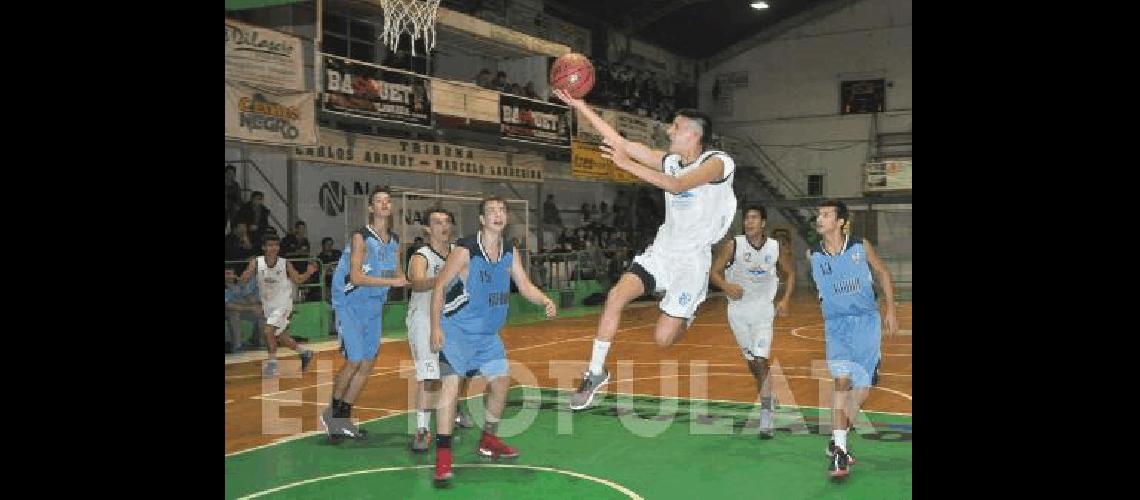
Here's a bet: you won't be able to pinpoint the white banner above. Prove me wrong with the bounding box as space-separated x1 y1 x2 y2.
225 80 317 146
293 128 545 183
225 18 305 90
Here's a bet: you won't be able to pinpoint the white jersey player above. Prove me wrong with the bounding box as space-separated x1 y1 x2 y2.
554 88 737 410
405 208 472 452
710 204 796 438
239 233 319 377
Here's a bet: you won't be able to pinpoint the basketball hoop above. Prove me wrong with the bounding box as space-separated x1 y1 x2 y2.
379 0 440 57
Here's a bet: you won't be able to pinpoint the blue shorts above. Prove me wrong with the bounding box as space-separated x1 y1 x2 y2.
336 302 384 363
824 312 882 388
439 319 508 379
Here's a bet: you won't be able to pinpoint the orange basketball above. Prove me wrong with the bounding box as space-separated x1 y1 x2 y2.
550 53 595 99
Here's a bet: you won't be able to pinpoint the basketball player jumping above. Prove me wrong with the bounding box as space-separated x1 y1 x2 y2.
553 88 738 410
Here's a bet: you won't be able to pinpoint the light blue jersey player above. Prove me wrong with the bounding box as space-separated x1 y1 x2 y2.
807 199 897 480
321 187 410 443
332 224 400 360
427 196 556 485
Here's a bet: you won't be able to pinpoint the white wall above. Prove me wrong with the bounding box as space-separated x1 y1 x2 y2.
703 0 911 198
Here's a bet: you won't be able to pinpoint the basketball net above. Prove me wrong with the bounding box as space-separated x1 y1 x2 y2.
379 0 439 57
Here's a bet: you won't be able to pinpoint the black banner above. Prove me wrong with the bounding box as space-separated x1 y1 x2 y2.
499 94 571 147
321 55 431 127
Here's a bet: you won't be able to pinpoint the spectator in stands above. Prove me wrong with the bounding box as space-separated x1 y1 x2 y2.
596 201 614 247
615 189 632 224
636 187 658 227
492 71 509 92
282 220 312 258
557 228 574 249
225 222 255 273
523 81 538 99
317 236 342 265
226 268 264 352
317 236 342 307
543 194 563 228
226 165 242 225
580 202 592 225
236 191 272 249
475 69 494 89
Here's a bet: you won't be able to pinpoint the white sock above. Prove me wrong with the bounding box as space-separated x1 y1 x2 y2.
588 339 612 376
416 410 430 430
833 429 848 453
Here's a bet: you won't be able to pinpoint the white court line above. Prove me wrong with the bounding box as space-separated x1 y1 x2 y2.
245 322 655 400
226 392 482 457
226 400 235 404
226 370 334 380
608 339 911 356
256 398 403 413
236 464 643 500
790 324 913 341
513 360 911 377
514 384 913 416
590 374 912 401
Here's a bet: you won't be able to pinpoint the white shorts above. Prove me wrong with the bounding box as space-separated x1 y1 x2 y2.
406 308 440 381
264 306 292 331
728 301 775 360
632 242 712 320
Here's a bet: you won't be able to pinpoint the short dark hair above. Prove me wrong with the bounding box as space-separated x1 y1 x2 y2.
479 195 507 216
225 165 236 173
424 206 451 223
321 237 334 245
673 108 713 148
294 220 306 228
820 199 849 224
742 204 767 220
250 191 265 200
262 233 281 244
368 185 392 205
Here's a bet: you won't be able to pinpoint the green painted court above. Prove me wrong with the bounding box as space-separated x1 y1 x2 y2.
226 387 912 499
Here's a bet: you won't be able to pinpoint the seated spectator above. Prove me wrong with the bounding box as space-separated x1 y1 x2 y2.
225 222 255 273
508 83 522 95
596 201 614 247
317 236 342 265
281 220 311 258
492 71 509 92
523 81 538 99
225 269 265 353
474 68 493 89
235 191 271 249
317 236 342 303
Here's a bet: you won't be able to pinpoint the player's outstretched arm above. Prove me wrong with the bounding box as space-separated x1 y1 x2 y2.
602 140 726 195
552 89 665 166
